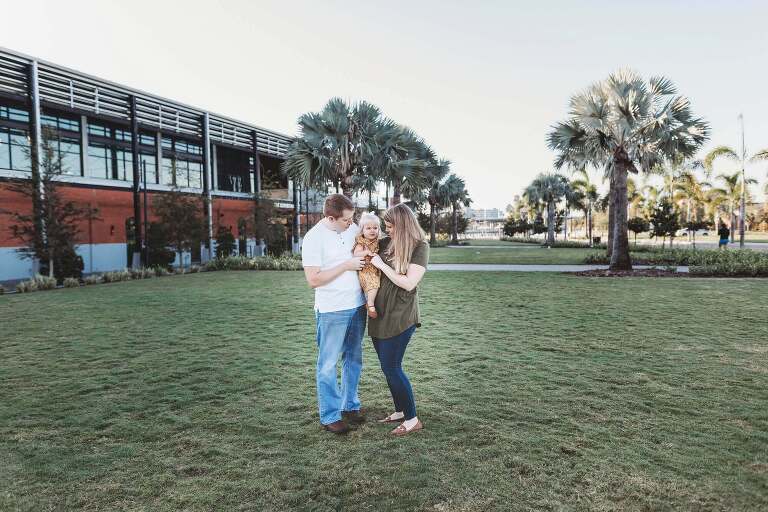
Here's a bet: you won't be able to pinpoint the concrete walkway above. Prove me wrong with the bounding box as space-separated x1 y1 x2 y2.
430 263 690 272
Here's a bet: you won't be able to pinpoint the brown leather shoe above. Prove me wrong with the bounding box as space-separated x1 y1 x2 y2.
323 420 350 434
343 410 366 425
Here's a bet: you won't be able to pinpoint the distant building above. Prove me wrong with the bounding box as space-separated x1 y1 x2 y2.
465 207 505 238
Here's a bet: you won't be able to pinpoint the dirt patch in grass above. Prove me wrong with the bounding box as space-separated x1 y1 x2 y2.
573 269 689 278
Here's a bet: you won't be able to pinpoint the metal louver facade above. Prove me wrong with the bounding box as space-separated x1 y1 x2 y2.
0 46 293 155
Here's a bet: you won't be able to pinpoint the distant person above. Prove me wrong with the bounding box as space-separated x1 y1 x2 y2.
718 223 730 249
368 203 429 436
301 194 366 435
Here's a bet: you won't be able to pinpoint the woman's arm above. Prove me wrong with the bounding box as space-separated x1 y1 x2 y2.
371 255 426 292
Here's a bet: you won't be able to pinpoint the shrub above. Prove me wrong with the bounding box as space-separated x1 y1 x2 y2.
583 248 768 276
83 274 103 285
203 254 302 272
188 265 202 273
0 284 4 295
16 281 35 293
30 274 57 290
153 266 171 277
102 270 132 283
63 277 80 288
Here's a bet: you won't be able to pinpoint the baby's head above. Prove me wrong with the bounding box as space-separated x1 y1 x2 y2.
358 212 381 240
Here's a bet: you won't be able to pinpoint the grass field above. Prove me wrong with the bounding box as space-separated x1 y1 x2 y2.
429 246 600 265
457 239 537 247
2 271 767 511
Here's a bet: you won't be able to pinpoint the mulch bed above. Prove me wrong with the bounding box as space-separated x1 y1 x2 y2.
573 269 689 278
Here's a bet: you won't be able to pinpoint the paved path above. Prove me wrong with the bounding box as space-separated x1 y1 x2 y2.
446 245 540 249
430 264 690 272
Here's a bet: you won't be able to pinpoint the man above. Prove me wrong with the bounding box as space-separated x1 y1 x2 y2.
301 194 366 434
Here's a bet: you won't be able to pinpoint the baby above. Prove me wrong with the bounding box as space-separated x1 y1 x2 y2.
353 212 382 319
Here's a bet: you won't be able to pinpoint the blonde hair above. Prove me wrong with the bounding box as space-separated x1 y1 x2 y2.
383 203 426 274
358 212 381 234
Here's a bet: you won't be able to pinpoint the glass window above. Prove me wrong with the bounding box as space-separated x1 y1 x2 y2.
1 128 31 171
59 137 81 176
42 113 80 133
0 130 10 170
161 157 175 186
115 129 132 143
140 153 157 184
140 133 156 147
88 144 110 179
115 149 133 181
162 137 173 150
0 105 30 123
188 161 202 189
88 123 109 138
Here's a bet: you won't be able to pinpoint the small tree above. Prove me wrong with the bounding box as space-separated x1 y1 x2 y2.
146 222 176 268
152 187 206 268
627 217 650 244
649 199 680 249
215 225 236 258
1 127 97 280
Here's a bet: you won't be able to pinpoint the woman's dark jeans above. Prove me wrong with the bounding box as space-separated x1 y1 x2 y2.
372 324 417 420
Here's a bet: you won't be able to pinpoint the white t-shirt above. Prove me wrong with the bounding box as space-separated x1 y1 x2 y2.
301 221 365 313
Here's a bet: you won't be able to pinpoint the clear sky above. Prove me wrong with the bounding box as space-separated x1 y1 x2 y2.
4 0 767 208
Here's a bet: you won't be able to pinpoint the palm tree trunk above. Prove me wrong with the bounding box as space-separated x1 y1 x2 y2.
429 202 436 246
546 201 555 246
607 175 615 257
392 181 401 205
451 202 459 245
610 161 632 271
385 181 390 207
588 205 593 246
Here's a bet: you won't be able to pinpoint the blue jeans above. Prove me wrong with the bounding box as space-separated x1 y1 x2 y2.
315 306 366 425
372 324 417 420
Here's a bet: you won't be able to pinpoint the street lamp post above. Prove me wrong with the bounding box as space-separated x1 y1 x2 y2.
738 114 746 248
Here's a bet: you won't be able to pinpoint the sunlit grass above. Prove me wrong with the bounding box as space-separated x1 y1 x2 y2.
1 271 767 510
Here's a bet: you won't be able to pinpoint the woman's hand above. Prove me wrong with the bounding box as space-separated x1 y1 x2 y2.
370 254 386 270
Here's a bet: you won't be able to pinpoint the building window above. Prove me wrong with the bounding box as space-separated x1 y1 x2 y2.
0 127 31 172
88 143 110 179
139 133 156 147
139 153 157 184
42 113 80 133
160 135 203 189
0 105 30 123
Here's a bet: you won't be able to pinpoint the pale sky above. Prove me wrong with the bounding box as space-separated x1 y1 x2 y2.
4 0 768 208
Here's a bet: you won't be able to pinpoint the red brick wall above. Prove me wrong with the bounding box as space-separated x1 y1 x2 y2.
0 181 278 248
212 197 253 236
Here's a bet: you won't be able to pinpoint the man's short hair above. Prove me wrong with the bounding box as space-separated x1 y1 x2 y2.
324 194 355 218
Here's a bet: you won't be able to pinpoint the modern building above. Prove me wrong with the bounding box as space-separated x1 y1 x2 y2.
465 207 505 238
0 47 299 282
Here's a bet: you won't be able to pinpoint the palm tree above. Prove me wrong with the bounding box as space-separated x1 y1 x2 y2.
704 144 768 246
548 70 709 270
570 168 599 245
424 159 451 245
525 173 570 246
442 174 471 244
283 99 428 200
673 171 710 238
711 171 757 242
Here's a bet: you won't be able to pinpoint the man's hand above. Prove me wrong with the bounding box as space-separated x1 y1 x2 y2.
345 256 366 271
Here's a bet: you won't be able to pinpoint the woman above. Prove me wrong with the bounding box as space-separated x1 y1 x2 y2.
369 203 429 436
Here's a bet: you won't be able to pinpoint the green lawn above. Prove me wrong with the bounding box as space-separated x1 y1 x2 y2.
457 239 537 247
2 272 767 511
430 246 600 264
